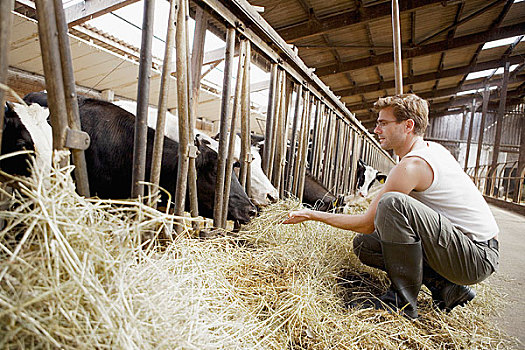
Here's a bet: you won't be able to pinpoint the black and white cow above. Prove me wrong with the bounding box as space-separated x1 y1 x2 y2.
3 93 257 224
355 159 387 197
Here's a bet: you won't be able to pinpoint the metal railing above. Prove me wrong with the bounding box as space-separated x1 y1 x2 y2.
467 160 524 205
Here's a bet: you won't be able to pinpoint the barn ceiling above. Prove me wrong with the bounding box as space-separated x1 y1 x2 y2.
9 0 525 134
248 0 525 129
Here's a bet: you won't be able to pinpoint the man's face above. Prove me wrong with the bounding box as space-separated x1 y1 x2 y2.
374 107 406 150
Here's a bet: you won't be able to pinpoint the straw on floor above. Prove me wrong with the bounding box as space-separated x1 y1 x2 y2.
0 153 519 349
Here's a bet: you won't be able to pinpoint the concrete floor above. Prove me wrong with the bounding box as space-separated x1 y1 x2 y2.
488 205 525 348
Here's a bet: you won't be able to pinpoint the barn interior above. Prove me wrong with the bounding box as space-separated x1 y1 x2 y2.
1 0 525 347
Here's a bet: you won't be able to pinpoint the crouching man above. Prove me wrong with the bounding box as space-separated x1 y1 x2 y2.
283 94 499 319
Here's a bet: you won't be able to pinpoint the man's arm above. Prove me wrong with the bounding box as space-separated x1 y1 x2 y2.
282 156 433 233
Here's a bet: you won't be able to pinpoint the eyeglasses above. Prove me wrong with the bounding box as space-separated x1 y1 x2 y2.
375 120 400 129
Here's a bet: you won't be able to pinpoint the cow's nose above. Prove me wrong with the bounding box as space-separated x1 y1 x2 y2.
248 207 258 218
267 193 278 203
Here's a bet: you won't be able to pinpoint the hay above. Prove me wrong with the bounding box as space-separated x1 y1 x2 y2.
0 154 520 349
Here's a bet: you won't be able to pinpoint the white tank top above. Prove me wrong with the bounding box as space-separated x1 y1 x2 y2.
406 141 499 241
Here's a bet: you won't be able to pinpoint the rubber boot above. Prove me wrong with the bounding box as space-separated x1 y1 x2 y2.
423 265 476 312
379 240 423 319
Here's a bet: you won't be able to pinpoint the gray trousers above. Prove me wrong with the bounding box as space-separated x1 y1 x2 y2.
353 192 499 285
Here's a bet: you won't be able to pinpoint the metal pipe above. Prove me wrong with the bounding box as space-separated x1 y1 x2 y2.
286 83 302 194
222 39 246 228
53 0 90 197
474 88 489 184
0 0 14 156
292 90 307 196
150 0 177 207
213 27 235 228
34 0 68 155
131 0 155 198
174 0 191 222
391 0 403 95
263 63 277 175
268 69 282 185
489 61 509 193
297 93 312 201
310 99 320 173
239 40 251 193
464 98 476 172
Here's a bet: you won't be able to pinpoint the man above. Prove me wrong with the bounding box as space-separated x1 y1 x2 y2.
283 94 499 319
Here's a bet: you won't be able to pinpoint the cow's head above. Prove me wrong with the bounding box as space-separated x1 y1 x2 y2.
0 102 52 177
248 144 278 206
194 136 257 225
356 159 386 197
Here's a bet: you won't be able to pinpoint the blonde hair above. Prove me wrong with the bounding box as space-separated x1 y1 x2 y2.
374 94 429 135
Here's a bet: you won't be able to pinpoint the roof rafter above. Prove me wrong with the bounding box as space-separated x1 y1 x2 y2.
315 22 525 77
334 55 524 97
277 0 447 43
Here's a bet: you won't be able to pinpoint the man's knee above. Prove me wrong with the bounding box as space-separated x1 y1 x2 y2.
375 192 407 226
352 233 385 269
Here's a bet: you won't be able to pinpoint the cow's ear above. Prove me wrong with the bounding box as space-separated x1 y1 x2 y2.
5 101 14 113
377 174 387 184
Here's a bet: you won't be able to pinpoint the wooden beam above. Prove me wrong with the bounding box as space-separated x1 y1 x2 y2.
334 55 524 97
66 0 141 27
345 78 525 112
316 22 525 77
277 0 445 42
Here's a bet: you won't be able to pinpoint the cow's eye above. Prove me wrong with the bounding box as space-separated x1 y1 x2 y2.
233 161 241 168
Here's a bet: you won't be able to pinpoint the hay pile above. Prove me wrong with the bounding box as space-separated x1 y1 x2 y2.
0 155 519 349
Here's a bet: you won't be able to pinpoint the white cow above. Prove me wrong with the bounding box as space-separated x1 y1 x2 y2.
113 100 278 206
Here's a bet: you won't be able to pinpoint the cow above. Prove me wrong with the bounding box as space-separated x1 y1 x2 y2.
113 99 279 207
6 93 257 224
303 171 345 212
355 159 387 197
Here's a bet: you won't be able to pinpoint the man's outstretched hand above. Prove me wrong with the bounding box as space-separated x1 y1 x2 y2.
282 209 314 224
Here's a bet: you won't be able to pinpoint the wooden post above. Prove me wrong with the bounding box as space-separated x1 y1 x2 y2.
263 63 277 175
221 39 246 228
174 0 191 221
392 0 403 95
53 0 90 196
459 109 468 141
213 27 235 228
34 0 69 154
150 0 176 206
267 69 282 183
0 0 14 155
293 90 308 196
131 0 155 198
186 2 204 221
464 98 476 172
474 87 489 185
310 99 321 173
517 112 525 203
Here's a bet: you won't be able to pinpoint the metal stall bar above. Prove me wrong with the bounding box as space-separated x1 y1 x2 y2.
53 0 90 196
34 0 69 154
131 0 155 198
222 39 247 228
309 98 321 173
267 69 283 183
464 98 476 172
275 73 290 197
213 27 235 228
186 2 204 221
350 134 362 194
150 0 177 208
199 0 393 164
489 61 510 196
271 70 285 190
0 0 14 154
174 0 191 223
330 117 342 193
320 109 332 184
292 90 308 197
314 104 327 179
297 93 312 202
474 87 490 185
286 83 302 194
239 40 252 194
263 62 277 175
